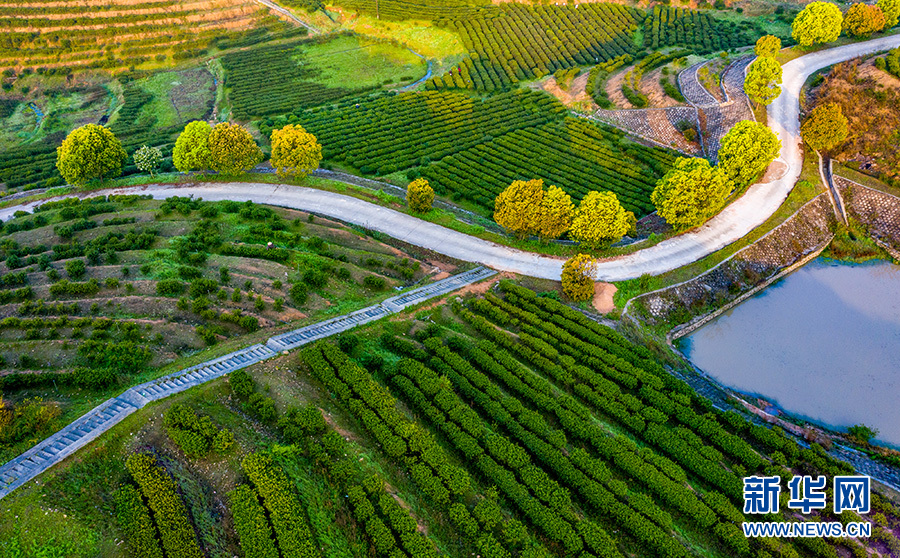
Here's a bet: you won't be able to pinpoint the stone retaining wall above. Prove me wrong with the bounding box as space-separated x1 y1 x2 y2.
835 176 900 259
626 194 836 333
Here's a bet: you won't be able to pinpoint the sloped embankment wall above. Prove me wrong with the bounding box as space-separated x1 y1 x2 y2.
835 176 900 259
627 194 837 335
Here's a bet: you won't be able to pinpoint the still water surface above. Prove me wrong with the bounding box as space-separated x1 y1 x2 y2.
679 258 900 448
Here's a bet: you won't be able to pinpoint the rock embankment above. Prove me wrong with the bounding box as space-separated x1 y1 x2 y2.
627 194 836 332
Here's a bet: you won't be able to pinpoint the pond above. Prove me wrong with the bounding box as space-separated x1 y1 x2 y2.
679 258 900 448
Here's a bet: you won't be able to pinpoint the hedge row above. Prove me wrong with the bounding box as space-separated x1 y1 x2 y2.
302 343 470 501
389 357 605 557
241 452 319 558
124 453 203 558
114 484 164 558
309 429 439 558
427 4 641 90
221 39 365 120
417 338 692 558
585 54 632 108
643 6 760 53
228 484 280 558
418 118 675 216
164 403 234 458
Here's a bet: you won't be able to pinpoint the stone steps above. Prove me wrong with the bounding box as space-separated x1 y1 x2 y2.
0 266 496 501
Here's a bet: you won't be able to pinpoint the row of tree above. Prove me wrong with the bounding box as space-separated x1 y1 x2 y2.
493 179 636 247
792 0 899 46
54 121 322 186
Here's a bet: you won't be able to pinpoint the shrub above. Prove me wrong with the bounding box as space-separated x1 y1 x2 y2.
125 453 203 558
290 283 308 304
65 259 86 279
115 485 164 558
188 278 219 298
363 276 386 290
157 280 186 296
230 369 255 398
228 485 279 558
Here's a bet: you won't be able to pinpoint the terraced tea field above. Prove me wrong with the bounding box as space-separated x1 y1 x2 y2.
0 193 444 464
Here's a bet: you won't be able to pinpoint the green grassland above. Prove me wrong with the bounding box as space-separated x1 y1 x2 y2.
298 33 428 89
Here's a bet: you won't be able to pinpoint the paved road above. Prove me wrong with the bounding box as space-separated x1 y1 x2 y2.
5 37 900 281
0 267 496 501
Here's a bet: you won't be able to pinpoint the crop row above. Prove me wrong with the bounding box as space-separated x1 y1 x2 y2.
333 0 489 21
643 6 759 53
426 328 752 555
302 343 470 504
221 39 365 120
621 50 690 108
585 54 632 109
310 428 439 558
419 118 674 215
389 357 614 557
124 452 204 558
241 452 319 558
302 343 538 558
427 4 641 90
228 484 280 558
115 484 164 558
293 89 563 176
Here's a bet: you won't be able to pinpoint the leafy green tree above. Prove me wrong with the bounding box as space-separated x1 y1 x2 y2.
801 102 849 151
269 124 322 179
792 2 843 47
744 57 783 107
55 124 126 186
133 145 163 176
538 185 573 240
561 254 595 302
208 122 263 176
406 178 435 213
718 120 782 188
878 0 900 28
173 121 212 173
843 3 886 37
569 191 632 248
493 179 544 239
754 35 782 58
651 157 730 231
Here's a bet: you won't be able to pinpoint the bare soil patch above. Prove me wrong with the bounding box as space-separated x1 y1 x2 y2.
641 67 682 108
592 282 617 314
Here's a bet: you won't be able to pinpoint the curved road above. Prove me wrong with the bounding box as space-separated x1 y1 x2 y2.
5 36 899 281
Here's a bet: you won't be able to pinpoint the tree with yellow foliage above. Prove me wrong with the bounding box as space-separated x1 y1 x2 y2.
270 124 322 179
754 35 782 58
493 179 544 238
561 254 596 302
56 124 126 186
538 185 574 240
406 178 435 213
651 157 730 231
843 3 886 37
207 122 263 177
569 191 633 248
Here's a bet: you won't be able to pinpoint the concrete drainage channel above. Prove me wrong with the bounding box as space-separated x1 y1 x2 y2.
0 266 496 501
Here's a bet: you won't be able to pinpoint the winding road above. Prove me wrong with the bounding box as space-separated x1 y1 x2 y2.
5 36 900 281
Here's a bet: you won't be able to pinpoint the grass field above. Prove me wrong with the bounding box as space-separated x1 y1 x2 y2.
297 33 428 88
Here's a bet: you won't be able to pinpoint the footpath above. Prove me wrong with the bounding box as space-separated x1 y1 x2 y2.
0 266 496 501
